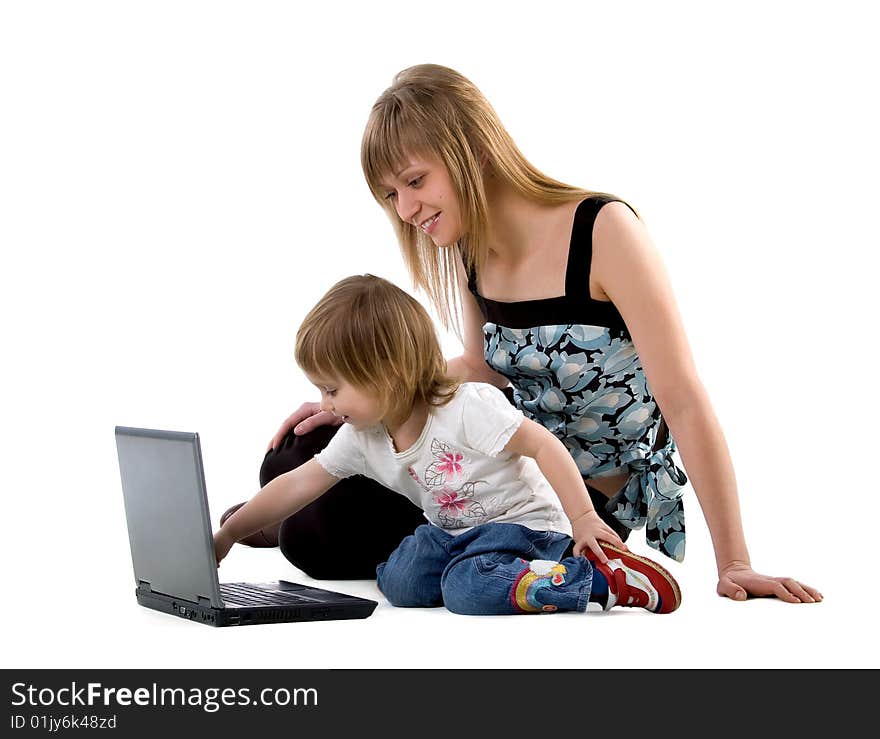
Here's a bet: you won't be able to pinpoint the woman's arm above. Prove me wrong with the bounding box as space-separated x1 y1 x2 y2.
591 202 821 603
214 458 339 564
445 253 510 388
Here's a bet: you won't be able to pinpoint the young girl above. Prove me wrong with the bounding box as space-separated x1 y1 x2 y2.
258 64 820 604
215 275 681 615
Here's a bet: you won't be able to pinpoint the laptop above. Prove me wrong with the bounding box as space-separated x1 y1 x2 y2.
114 426 378 626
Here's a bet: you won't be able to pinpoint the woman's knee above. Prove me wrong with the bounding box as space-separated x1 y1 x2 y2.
259 425 340 487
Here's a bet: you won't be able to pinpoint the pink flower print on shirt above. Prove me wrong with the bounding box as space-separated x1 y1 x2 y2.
437 451 463 476
425 439 468 487
411 440 491 528
435 487 469 516
433 481 487 529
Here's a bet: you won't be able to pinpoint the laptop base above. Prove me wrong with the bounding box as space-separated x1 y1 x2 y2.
136 583 378 627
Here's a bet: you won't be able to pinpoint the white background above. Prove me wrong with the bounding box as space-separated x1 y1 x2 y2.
2 0 877 668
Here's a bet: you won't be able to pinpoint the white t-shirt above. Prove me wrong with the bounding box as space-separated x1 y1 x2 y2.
314 382 573 537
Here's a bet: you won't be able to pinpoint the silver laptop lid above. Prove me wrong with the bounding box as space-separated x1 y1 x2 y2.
115 427 224 608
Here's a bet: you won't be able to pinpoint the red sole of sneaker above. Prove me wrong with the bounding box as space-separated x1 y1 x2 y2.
599 543 682 613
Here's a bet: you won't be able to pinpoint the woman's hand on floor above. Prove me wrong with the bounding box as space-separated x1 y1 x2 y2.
717 563 823 603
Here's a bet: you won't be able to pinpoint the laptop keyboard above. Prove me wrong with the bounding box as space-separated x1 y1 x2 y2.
220 583 317 607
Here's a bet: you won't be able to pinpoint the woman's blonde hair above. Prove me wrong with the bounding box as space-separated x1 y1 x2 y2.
295 274 458 428
361 63 634 332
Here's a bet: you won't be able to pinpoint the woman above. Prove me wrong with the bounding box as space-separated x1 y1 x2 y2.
236 64 819 603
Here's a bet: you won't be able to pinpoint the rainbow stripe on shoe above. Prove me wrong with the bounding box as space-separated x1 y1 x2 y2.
510 560 568 613
587 543 682 614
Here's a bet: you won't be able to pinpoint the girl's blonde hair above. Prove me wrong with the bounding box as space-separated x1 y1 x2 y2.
295 274 458 428
361 63 635 332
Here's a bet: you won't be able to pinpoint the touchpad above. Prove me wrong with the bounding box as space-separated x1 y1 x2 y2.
276 581 307 591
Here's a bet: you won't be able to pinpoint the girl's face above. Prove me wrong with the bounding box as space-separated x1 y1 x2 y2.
307 374 384 430
378 153 464 247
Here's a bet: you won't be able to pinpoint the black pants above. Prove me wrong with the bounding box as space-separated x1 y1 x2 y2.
261 407 630 581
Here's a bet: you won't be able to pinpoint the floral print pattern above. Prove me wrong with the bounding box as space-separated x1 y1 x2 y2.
434 451 464 477
408 439 502 530
431 482 487 528
483 322 688 562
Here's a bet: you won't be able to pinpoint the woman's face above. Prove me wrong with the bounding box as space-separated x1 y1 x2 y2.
378 153 464 247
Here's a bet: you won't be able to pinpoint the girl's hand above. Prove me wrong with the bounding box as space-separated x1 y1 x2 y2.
266 401 343 452
717 562 823 603
213 529 235 567
570 510 627 563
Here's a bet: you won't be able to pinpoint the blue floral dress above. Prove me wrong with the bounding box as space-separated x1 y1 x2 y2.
466 196 689 562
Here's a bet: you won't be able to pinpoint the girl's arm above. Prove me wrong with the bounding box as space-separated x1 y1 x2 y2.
505 418 626 561
445 253 510 388
214 458 339 564
591 202 821 603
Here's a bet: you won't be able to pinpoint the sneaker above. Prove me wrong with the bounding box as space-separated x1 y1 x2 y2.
587 543 681 614
219 502 280 548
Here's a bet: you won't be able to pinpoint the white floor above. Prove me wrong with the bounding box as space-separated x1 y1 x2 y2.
3 484 872 669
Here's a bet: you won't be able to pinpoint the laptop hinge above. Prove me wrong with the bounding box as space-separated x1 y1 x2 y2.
198 596 213 606
138 579 152 592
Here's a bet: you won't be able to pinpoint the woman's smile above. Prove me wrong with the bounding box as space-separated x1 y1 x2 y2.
420 212 441 234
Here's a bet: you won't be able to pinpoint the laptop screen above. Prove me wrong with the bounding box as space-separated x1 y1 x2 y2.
115 427 224 608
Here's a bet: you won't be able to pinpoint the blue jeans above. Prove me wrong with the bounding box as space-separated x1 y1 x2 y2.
376 523 594 615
